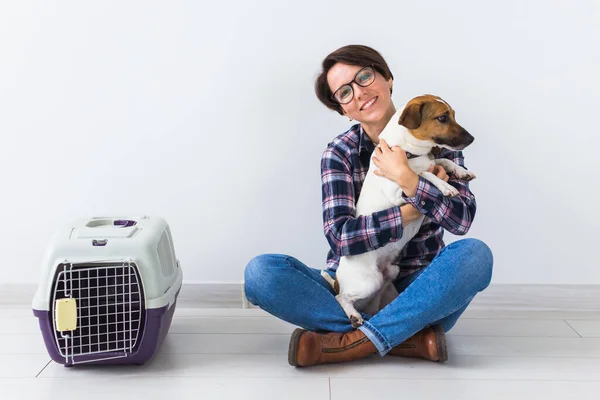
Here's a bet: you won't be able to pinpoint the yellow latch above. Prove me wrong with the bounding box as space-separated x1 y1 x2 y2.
55 298 77 331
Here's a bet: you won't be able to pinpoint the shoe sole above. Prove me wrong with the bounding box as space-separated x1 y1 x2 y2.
288 328 306 367
433 324 448 362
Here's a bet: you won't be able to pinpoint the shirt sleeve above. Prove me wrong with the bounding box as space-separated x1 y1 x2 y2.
401 150 477 236
321 147 405 257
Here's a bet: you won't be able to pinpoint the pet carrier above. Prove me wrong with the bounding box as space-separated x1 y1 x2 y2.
32 215 182 367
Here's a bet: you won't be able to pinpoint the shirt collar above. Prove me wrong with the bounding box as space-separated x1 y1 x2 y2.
357 125 375 155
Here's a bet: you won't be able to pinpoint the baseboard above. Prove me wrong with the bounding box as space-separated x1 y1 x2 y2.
465 284 600 312
1 283 248 309
2 283 599 312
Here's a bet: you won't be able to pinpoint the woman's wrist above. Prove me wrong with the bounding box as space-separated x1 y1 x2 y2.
395 170 419 197
400 204 421 227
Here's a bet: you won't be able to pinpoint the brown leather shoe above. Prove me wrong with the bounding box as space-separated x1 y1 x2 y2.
288 328 377 367
386 324 448 362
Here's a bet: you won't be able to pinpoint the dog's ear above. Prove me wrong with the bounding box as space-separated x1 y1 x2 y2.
398 102 424 129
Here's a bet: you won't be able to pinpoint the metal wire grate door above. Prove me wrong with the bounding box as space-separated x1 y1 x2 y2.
51 262 145 364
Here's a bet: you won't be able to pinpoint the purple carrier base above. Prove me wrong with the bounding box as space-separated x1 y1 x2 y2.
32 291 179 367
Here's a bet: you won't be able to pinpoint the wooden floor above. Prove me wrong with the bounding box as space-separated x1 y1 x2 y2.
2 306 600 399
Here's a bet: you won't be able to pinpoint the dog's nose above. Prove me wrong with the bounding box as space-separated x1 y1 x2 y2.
464 131 475 145
454 131 474 146
450 131 474 149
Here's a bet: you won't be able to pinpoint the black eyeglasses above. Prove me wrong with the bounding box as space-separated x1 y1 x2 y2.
331 65 377 105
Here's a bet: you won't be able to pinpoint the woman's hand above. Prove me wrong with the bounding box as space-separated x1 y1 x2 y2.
372 139 409 182
427 165 449 182
372 139 419 196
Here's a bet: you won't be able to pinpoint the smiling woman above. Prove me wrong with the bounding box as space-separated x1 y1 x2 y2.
314 46 396 141
243 44 493 368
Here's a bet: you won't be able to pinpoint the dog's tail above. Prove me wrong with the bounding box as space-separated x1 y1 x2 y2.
320 270 340 294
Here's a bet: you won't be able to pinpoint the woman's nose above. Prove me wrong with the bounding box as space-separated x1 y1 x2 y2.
352 82 368 102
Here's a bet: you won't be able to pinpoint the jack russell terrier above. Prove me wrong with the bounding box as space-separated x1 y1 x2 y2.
321 94 476 328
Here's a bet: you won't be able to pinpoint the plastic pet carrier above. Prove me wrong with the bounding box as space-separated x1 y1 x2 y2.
32 216 182 366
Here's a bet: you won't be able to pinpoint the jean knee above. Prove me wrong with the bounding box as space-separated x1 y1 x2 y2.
243 254 287 304
462 238 494 291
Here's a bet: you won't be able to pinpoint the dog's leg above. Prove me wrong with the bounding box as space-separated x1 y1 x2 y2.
434 159 476 181
335 292 367 328
419 171 460 197
335 257 385 328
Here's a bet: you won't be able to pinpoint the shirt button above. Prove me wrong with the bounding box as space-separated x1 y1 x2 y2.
421 201 426 206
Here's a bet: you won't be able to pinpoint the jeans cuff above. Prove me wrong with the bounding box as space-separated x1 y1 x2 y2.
359 321 392 356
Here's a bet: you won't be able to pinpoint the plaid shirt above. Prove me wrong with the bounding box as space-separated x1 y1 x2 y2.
321 124 477 278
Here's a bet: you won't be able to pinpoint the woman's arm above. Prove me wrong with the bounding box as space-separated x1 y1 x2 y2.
321 148 408 257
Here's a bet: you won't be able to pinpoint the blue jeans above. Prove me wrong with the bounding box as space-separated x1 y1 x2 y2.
244 238 493 356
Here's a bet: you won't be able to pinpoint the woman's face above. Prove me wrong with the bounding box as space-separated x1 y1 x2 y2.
327 63 393 125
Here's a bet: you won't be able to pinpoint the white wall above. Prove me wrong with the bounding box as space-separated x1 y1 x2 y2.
0 0 598 285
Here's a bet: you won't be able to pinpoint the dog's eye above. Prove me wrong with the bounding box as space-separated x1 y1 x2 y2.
436 115 448 123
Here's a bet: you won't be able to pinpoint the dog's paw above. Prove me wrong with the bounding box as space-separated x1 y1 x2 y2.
456 170 477 182
455 168 476 181
463 172 476 182
440 183 460 197
350 314 364 328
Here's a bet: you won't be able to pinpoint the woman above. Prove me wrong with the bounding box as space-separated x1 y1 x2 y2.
244 44 493 367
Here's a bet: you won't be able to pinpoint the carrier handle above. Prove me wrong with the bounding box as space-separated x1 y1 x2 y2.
85 218 139 228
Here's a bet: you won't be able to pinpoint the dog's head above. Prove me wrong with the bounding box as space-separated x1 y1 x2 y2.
398 94 474 151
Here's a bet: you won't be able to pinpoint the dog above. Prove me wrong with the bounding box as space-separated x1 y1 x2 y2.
321 94 476 327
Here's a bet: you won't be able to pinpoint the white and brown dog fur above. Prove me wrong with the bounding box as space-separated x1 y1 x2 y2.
321 94 476 327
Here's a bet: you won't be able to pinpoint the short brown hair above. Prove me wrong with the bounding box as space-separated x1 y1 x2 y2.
315 44 394 116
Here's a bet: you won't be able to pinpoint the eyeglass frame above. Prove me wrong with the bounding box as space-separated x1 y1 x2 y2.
331 64 378 105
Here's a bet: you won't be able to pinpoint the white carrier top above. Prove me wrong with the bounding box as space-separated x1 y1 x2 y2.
32 215 182 311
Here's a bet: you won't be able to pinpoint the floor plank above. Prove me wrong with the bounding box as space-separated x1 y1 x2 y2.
0 355 50 378
446 336 600 358
450 318 580 338
566 320 600 338
0 377 330 400
331 378 600 399
38 353 600 382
